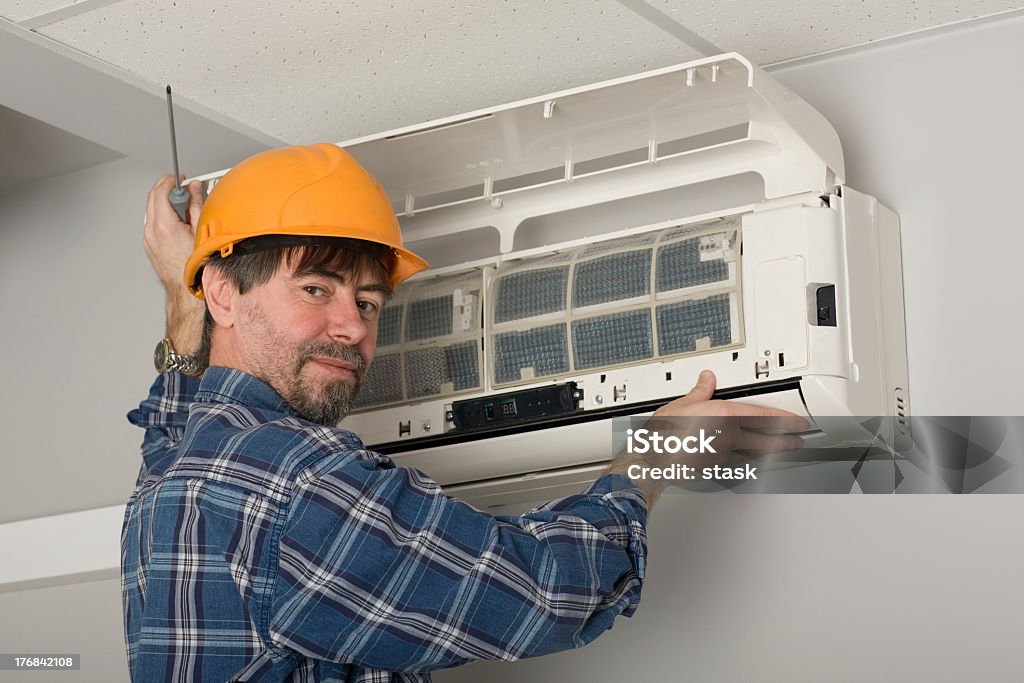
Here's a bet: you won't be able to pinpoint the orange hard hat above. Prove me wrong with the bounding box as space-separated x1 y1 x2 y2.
184 143 428 298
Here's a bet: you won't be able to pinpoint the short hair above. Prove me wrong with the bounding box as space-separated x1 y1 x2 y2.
196 242 393 371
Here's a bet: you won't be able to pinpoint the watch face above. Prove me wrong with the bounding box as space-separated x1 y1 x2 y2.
154 340 168 371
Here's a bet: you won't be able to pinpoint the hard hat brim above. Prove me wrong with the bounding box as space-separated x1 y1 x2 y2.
184 228 429 299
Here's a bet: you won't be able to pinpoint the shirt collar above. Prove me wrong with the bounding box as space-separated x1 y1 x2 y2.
196 366 299 418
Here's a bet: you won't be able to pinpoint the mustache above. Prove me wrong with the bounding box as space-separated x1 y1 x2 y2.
296 340 367 374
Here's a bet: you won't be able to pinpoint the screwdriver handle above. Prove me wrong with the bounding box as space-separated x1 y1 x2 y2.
169 185 190 222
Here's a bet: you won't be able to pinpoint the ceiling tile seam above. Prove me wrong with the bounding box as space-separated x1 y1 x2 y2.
763 6 1024 71
613 0 721 57
18 0 130 31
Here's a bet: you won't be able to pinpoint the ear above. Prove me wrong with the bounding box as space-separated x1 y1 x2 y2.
202 266 237 329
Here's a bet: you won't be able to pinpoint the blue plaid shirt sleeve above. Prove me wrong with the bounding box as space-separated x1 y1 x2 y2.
126 371 200 484
270 452 648 671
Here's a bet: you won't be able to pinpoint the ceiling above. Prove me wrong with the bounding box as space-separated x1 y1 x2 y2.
0 0 1022 183
0 103 122 193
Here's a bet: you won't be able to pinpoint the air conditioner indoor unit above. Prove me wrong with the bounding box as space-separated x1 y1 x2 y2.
194 53 910 510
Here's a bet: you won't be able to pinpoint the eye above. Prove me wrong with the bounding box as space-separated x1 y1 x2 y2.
303 285 327 298
357 299 380 315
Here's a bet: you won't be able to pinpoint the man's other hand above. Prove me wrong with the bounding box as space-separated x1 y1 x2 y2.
608 370 808 506
651 370 807 454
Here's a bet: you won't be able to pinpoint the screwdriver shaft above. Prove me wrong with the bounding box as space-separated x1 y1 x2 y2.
166 85 182 185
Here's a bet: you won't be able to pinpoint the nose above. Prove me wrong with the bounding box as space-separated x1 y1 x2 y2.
324 294 369 346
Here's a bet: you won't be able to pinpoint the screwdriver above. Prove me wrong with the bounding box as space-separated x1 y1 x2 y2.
164 85 191 222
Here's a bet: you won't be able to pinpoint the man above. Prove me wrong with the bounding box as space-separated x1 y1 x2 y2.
124 143 804 682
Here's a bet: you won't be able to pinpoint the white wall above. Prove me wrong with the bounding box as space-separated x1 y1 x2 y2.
0 577 125 682
0 158 168 524
772 22 1024 416
437 15 1024 683
1 13 1022 683
0 159 167 681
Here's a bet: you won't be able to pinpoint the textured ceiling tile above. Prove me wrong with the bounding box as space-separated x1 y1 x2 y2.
0 0 83 22
650 0 1024 64
39 0 694 145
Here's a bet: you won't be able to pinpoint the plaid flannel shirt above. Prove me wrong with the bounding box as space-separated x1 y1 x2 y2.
122 367 648 682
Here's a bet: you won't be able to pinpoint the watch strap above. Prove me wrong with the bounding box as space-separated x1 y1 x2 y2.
166 351 203 377
156 337 203 377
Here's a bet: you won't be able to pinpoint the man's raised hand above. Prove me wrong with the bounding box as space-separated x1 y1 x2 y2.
143 175 205 354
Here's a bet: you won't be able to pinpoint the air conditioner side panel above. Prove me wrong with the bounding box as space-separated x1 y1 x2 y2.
832 187 910 417
742 203 848 381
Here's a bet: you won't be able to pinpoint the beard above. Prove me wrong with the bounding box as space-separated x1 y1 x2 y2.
286 339 366 426
243 300 367 427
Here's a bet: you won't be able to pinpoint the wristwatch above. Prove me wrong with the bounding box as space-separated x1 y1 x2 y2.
154 337 202 377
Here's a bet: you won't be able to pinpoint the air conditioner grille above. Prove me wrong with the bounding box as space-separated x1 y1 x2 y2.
406 294 455 342
354 215 746 410
493 324 570 385
356 353 404 408
494 266 569 324
406 341 480 400
572 309 653 370
656 294 733 355
376 304 403 348
352 271 485 411
656 233 731 292
572 249 652 308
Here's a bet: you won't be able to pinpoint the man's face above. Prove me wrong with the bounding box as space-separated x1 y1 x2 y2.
234 260 389 426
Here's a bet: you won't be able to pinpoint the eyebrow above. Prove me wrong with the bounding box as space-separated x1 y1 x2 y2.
357 282 393 299
291 269 393 298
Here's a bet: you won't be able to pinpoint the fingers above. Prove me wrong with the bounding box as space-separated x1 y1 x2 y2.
717 409 808 454
162 175 186 223
658 370 715 413
151 174 174 192
142 174 202 290
734 431 805 454
146 184 155 232
144 175 173 253
731 412 810 433
146 174 185 228
691 369 716 398
145 175 172 228
709 402 809 434
149 174 176 200
186 180 204 233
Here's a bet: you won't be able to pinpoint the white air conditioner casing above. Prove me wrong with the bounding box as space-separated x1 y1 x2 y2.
193 54 910 510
